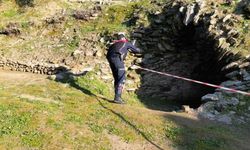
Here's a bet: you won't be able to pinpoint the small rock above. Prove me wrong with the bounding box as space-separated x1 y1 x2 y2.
126 80 135 85
229 111 236 115
135 58 142 64
203 112 216 120
182 105 190 113
248 106 250 111
96 71 101 75
213 110 220 115
73 10 90 20
154 19 163 24
201 94 219 102
225 71 239 79
84 51 93 56
218 37 230 49
228 97 239 106
72 49 82 57
157 43 165 51
94 50 102 57
162 42 175 51
183 4 196 26
179 6 185 13
228 29 239 37
223 14 232 22
239 62 250 68
182 105 195 114
220 80 242 87
245 113 250 118
223 62 239 70
132 33 143 38
100 37 105 43
244 75 250 81
217 115 232 124
240 101 246 106
210 18 217 25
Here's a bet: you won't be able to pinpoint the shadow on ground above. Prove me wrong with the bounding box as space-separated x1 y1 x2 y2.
54 71 250 150
55 74 165 150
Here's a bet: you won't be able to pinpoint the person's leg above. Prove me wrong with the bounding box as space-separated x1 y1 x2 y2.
109 60 118 88
107 57 118 89
108 57 126 104
115 67 125 100
113 58 126 103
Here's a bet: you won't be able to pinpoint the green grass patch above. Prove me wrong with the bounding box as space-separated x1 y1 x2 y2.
1 9 18 18
21 130 44 148
0 105 32 137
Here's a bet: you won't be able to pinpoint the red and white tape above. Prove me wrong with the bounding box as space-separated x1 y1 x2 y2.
133 65 250 96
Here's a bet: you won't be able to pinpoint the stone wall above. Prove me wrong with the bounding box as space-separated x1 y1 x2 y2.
68 0 138 4
0 58 69 75
130 0 250 124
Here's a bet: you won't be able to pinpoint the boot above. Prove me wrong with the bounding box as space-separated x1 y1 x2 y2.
114 83 126 104
114 94 126 104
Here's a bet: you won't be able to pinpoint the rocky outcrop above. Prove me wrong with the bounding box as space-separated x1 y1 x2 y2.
198 68 250 124
129 0 250 124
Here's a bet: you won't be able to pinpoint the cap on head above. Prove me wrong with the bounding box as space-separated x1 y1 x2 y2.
117 32 126 40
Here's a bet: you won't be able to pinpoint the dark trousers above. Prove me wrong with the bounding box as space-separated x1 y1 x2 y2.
107 56 126 98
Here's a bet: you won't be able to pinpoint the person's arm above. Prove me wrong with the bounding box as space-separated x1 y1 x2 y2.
126 42 141 54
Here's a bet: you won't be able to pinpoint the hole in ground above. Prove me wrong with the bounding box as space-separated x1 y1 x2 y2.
177 24 228 108
136 24 229 110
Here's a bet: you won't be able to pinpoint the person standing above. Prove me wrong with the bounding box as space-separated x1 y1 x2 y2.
106 32 141 104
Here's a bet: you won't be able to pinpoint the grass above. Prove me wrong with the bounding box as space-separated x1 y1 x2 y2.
0 0 250 149
0 0 153 53
0 71 249 149
167 125 227 150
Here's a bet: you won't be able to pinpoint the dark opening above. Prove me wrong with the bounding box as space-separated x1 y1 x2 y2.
136 24 228 110
176 24 228 108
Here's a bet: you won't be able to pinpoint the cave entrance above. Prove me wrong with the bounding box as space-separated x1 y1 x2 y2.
137 24 228 110
175 24 228 108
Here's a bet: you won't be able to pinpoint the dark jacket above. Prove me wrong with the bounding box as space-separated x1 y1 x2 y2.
107 39 140 60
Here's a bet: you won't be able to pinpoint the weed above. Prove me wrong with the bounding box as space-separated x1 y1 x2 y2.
0 107 32 137
164 123 183 141
65 113 84 125
67 35 80 52
87 122 104 133
46 118 63 130
2 9 18 18
21 130 44 148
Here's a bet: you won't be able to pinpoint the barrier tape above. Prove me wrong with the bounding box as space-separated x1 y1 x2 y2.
133 65 250 96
